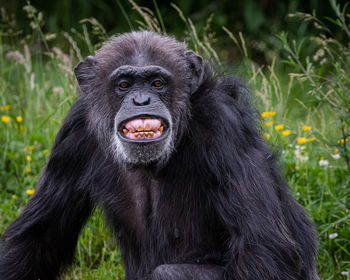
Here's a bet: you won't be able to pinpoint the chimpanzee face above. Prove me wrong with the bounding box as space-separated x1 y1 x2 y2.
74 32 204 166
110 65 175 165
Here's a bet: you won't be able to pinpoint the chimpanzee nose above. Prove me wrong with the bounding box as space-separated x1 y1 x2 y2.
133 95 151 106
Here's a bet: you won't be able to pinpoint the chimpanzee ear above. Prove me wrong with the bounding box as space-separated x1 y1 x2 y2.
74 56 96 94
185 50 204 94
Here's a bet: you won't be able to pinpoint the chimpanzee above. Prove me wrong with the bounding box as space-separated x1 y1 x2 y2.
0 31 319 280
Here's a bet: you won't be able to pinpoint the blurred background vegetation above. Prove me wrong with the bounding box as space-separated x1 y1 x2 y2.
1 0 349 63
0 0 349 279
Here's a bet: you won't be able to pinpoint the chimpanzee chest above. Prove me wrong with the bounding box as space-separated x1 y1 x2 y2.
117 173 225 266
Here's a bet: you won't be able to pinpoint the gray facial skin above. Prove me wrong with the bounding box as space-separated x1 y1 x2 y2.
111 65 175 166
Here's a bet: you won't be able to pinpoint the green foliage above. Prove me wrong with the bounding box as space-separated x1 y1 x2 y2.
0 1 349 279
279 0 350 174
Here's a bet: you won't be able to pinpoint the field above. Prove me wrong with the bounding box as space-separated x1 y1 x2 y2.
0 2 349 279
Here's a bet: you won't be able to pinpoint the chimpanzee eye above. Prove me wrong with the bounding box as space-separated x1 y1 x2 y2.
152 80 163 88
119 81 131 89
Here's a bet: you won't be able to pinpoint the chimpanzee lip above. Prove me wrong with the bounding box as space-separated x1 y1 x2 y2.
117 115 169 143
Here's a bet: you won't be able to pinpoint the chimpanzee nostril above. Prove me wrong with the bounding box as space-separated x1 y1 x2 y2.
133 95 151 106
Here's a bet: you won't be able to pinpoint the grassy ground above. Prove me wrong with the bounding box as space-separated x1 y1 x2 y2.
0 2 350 279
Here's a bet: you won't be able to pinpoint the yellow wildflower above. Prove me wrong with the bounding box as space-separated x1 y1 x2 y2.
26 145 35 151
261 111 276 118
264 133 271 140
297 137 307 144
0 105 10 111
265 121 274 126
338 138 348 144
1 115 10 123
26 189 35 195
301 125 312 131
26 167 31 173
281 130 291 136
275 124 284 130
307 137 315 142
16 116 23 123
26 155 31 161
334 148 339 154
12 195 17 199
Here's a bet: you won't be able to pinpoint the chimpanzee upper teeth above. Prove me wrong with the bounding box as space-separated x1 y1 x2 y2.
121 119 166 140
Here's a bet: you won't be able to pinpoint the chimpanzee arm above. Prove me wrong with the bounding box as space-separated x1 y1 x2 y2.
205 104 315 279
0 99 99 280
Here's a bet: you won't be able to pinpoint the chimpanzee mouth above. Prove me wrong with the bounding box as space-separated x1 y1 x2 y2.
118 116 169 142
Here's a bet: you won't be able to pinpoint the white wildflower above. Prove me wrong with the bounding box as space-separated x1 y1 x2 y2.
294 150 301 157
319 159 329 167
299 155 309 162
329 233 338 239
331 154 340 160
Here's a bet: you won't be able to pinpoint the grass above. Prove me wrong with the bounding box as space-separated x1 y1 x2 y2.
0 1 349 279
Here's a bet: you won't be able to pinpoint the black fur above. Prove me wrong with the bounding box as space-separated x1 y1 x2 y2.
0 31 319 280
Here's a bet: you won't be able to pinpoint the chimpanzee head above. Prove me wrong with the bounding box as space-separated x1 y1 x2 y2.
74 31 204 165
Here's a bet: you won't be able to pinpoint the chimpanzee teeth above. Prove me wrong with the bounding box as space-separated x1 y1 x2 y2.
122 126 165 139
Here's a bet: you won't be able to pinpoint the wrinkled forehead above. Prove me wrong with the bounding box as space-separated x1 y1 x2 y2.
95 33 190 78
109 65 173 81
